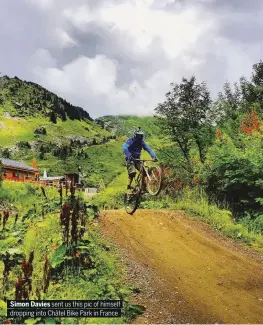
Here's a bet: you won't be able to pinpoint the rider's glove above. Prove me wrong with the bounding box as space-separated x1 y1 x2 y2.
152 157 158 162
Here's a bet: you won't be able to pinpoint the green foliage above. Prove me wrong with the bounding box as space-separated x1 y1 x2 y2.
0 181 58 215
124 304 146 321
49 244 67 268
81 140 124 187
151 61 263 237
216 61 263 125
240 213 263 235
21 212 134 323
0 300 7 317
202 131 263 217
92 172 127 209
140 198 170 209
155 76 214 165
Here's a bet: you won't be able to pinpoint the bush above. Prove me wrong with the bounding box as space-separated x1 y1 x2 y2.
202 132 263 217
254 215 263 233
34 126 47 135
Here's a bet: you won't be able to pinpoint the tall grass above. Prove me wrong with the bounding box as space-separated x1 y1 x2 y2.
92 172 127 209
0 181 58 214
172 187 263 249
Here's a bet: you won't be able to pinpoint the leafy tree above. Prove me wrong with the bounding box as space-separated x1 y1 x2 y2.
1 148 10 158
61 110 67 121
50 111 57 124
215 61 263 136
216 82 243 121
155 76 213 165
252 61 263 86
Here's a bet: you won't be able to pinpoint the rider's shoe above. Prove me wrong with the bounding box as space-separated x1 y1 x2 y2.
126 185 134 194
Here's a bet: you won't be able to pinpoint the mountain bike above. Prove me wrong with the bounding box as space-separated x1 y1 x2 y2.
124 159 162 214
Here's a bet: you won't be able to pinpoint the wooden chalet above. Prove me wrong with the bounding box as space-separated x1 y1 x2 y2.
39 176 65 187
39 172 82 188
0 158 40 182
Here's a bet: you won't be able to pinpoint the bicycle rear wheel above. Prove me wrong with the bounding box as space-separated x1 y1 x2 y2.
146 166 162 196
124 188 141 214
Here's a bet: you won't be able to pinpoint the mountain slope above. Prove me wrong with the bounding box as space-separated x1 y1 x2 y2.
96 115 159 137
0 76 122 186
0 75 91 121
0 76 163 187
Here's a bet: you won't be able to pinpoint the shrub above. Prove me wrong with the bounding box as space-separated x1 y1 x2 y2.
202 132 263 217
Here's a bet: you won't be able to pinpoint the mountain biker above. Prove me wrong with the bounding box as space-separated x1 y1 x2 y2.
122 127 158 190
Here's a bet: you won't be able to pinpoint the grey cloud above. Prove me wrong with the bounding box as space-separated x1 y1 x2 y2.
177 0 263 12
46 17 169 87
1 0 263 118
0 1 41 78
203 0 263 12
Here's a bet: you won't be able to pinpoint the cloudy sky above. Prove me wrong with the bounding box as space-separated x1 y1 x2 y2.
1 0 263 118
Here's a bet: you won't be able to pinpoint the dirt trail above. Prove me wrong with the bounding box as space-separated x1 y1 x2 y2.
100 209 263 324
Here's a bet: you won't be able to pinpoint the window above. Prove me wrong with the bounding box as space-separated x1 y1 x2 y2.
25 172 29 179
2 169 7 176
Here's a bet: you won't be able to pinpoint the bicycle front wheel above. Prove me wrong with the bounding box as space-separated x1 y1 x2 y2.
124 190 140 214
146 166 162 196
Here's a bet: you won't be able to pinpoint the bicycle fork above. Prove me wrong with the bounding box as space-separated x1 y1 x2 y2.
144 166 153 183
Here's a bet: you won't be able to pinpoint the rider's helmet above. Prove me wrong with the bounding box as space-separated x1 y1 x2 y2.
134 127 144 140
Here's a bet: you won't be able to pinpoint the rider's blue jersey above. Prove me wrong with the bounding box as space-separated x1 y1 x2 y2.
122 137 156 159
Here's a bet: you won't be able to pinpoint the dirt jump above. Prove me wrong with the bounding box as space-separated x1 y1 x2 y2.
100 209 263 324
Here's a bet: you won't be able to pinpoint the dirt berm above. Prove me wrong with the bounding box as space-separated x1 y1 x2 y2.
100 209 263 324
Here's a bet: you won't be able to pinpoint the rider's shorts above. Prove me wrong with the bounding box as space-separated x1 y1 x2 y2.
126 159 143 177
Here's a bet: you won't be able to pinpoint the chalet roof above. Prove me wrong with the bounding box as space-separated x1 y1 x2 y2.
0 158 39 172
39 176 64 181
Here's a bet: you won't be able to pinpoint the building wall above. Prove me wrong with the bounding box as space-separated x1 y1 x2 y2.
2 167 39 181
40 179 62 186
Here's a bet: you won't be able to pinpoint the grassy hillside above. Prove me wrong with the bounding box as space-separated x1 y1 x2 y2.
96 115 165 148
0 76 91 121
0 76 123 186
96 115 158 136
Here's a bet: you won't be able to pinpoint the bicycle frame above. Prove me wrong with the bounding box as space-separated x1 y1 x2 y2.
133 159 155 187
124 159 162 214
